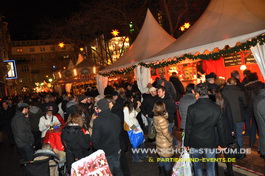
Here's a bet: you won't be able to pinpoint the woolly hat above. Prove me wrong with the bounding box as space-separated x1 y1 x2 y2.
17 103 29 108
97 99 109 111
77 95 87 102
46 106 53 112
111 91 118 96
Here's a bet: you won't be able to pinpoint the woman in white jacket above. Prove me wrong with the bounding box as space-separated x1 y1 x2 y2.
124 95 147 162
39 106 61 138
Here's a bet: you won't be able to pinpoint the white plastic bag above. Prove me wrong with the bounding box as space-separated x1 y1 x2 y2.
172 150 192 176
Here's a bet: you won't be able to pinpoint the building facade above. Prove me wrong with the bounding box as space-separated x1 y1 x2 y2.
0 16 12 97
11 40 75 93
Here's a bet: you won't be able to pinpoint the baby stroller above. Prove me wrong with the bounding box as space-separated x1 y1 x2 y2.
21 152 66 176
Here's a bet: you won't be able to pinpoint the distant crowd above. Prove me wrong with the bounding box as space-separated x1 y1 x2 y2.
0 69 265 176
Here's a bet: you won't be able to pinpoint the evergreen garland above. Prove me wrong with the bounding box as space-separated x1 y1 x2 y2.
99 33 265 77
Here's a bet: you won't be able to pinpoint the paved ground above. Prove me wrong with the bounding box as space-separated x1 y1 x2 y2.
0 130 264 176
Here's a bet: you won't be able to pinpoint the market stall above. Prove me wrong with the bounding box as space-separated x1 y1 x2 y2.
98 9 176 95
99 0 265 90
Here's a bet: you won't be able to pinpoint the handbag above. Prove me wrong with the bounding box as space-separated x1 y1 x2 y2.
127 126 144 148
124 121 130 132
148 122 156 140
172 150 192 176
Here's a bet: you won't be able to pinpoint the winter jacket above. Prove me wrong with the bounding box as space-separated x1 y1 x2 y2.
253 89 265 155
140 94 158 118
184 98 226 148
39 115 61 138
153 114 173 158
61 124 90 172
222 85 247 123
29 106 43 132
169 76 184 101
124 107 139 130
92 109 121 156
244 80 264 115
158 95 176 123
179 93 196 129
11 111 34 148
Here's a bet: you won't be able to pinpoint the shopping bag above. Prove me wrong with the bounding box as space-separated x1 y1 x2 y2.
71 150 112 176
127 127 144 148
172 150 192 176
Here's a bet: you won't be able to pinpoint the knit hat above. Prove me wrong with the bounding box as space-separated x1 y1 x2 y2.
111 91 118 96
17 103 29 108
206 73 216 79
77 95 87 102
149 87 157 92
97 99 110 111
46 106 53 112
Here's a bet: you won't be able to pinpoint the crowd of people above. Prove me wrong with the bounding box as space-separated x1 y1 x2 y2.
0 70 264 176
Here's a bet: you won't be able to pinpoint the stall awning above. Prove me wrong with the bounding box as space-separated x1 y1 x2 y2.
100 9 176 73
144 0 265 64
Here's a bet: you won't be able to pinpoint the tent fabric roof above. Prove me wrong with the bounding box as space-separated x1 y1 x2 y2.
144 0 265 64
100 9 176 73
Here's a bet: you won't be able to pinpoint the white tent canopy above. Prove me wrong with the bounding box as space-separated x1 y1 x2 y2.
100 9 176 73
143 0 265 64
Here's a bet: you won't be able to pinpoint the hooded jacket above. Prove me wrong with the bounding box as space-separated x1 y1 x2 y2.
61 124 90 173
29 106 43 132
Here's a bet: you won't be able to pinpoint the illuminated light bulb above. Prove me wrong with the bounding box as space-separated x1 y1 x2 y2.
240 65 247 71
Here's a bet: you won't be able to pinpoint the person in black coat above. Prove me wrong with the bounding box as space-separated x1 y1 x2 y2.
222 78 247 149
231 70 244 90
28 102 43 149
169 72 185 101
65 95 78 121
0 101 16 145
106 92 131 176
140 87 158 135
244 73 265 146
41 95 59 114
92 99 123 176
61 113 90 174
76 95 91 130
104 82 115 95
215 91 234 175
11 103 34 161
184 83 226 176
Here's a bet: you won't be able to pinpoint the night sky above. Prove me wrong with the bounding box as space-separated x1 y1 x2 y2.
0 0 82 41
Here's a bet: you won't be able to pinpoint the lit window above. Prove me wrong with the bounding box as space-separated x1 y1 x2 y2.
40 47 45 51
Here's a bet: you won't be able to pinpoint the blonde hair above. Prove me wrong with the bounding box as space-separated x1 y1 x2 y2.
42 143 52 150
153 101 167 118
66 113 83 127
